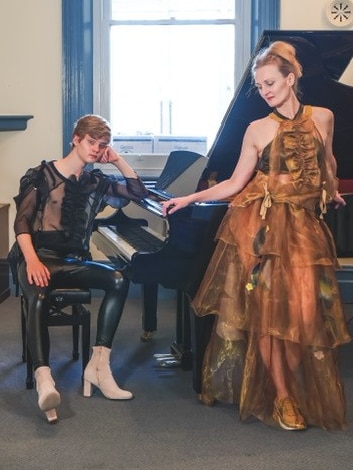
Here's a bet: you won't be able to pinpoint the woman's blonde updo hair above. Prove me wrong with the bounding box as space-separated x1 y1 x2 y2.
251 41 303 95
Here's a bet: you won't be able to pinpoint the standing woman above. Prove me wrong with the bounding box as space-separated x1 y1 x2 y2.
162 41 351 431
12 114 148 423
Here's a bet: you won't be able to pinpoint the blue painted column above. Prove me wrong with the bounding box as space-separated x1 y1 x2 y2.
62 0 93 155
251 0 280 49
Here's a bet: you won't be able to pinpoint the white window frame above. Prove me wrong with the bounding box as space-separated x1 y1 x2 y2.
93 0 251 127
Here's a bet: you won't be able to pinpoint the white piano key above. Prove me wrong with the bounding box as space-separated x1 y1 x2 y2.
97 226 136 260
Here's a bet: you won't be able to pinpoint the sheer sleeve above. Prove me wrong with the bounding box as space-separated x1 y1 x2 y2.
13 165 45 237
99 172 148 208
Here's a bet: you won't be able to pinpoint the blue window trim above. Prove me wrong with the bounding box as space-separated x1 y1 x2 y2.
62 0 279 153
251 0 280 49
62 0 93 155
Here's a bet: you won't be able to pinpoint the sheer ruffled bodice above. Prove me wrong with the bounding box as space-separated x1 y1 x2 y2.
14 160 148 255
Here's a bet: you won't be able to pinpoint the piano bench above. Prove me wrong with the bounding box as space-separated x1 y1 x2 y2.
20 288 91 390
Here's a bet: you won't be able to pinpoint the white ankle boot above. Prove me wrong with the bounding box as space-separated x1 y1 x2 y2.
83 346 133 400
34 366 61 423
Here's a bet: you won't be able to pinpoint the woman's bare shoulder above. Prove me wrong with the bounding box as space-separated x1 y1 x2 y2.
248 115 278 139
311 106 334 121
245 116 278 155
310 106 334 137
250 115 271 126
248 115 275 132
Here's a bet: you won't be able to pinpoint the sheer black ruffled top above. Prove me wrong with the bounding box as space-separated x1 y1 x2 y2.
13 160 148 256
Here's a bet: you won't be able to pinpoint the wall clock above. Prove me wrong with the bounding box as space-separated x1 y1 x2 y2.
326 0 353 27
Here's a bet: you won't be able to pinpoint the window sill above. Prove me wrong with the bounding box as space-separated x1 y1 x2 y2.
0 115 33 131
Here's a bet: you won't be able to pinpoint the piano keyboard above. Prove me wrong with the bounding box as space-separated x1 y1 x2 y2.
96 224 165 261
109 223 165 252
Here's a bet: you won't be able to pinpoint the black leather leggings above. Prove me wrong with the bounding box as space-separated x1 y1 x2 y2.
18 253 129 370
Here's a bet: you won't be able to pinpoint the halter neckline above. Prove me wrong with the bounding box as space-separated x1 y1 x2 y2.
273 104 304 121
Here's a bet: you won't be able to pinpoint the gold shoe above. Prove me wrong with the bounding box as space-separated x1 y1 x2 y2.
198 393 215 407
273 396 306 431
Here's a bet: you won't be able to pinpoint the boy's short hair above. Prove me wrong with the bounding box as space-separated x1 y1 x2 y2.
72 114 111 142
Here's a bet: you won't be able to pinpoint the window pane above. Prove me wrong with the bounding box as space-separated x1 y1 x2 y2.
110 24 234 148
111 0 235 21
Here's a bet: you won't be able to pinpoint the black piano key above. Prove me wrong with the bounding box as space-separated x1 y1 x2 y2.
108 224 164 253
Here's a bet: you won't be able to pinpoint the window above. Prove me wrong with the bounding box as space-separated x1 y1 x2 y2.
62 0 280 154
93 0 251 151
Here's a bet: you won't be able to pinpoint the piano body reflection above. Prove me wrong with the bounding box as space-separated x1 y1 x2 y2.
93 30 353 383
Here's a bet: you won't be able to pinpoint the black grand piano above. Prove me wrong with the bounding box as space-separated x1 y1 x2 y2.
93 30 353 386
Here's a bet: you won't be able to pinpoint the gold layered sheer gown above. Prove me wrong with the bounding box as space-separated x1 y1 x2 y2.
192 105 351 430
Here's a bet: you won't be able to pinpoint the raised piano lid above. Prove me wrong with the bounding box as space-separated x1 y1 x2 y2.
199 30 353 188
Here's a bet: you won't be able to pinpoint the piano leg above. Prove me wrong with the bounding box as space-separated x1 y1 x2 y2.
140 286 194 372
140 283 158 341
170 290 193 370
190 312 215 394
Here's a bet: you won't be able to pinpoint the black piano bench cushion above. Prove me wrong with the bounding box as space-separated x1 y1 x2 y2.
49 289 91 308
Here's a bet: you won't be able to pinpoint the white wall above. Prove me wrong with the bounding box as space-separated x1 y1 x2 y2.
0 0 62 244
280 0 353 30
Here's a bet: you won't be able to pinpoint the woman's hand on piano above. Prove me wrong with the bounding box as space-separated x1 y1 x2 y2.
161 197 190 216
